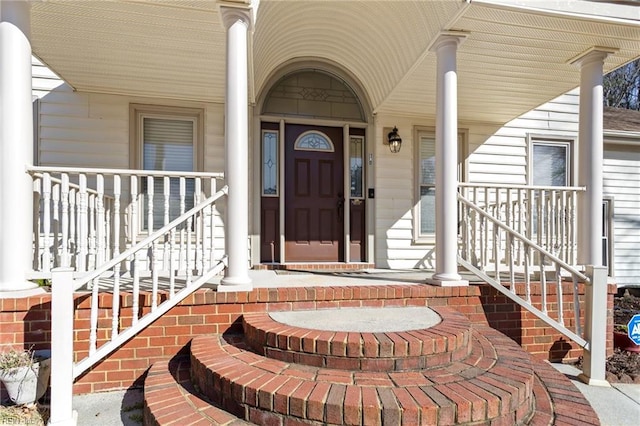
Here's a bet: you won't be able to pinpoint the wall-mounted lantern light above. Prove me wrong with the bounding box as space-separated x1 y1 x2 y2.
387 126 402 153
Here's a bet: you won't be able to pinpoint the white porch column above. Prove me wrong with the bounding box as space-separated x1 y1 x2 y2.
219 5 252 291
0 1 37 294
428 33 468 287
572 48 613 267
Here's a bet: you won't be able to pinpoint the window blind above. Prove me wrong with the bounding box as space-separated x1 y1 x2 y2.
142 117 195 230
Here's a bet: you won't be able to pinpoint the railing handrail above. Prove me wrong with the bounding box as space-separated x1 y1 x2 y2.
458 182 586 192
27 165 224 179
457 192 589 283
71 185 228 290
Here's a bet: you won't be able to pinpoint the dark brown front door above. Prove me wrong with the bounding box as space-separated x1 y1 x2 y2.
285 124 344 262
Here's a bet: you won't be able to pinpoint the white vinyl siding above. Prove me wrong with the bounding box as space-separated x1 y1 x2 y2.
32 56 64 99
604 145 640 286
36 85 224 172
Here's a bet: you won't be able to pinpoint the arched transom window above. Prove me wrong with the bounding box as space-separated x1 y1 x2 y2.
294 130 334 152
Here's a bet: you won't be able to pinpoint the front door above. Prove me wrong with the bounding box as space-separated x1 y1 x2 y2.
284 124 344 262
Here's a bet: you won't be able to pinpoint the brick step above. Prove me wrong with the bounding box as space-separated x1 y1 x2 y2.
242 307 472 372
190 324 538 425
143 355 250 426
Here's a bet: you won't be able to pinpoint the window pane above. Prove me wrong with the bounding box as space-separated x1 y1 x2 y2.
420 186 436 235
420 136 436 186
532 143 567 186
350 136 363 198
262 131 278 196
142 117 194 229
419 135 436 236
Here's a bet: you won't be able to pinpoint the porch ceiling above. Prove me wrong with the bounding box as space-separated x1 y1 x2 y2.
30 0 640 125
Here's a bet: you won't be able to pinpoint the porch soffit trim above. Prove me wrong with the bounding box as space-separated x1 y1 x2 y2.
470 0 640 26
371 2 472 115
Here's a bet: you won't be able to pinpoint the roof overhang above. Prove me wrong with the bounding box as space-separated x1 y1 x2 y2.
30 0 640 126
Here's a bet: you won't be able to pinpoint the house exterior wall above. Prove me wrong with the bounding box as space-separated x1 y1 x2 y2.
604 144 640 287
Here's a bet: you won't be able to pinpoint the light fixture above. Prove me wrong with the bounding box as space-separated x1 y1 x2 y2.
387 126 402 153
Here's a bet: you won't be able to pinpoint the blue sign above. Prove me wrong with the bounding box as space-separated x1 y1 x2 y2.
628 314 640 346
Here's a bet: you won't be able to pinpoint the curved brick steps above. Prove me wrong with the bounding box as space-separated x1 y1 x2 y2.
190 323 538 425
143 305 600 425
143 355 250 426
242 307 472 372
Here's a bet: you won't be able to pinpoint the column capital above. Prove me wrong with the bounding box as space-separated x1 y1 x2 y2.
569 46 618 67
429 31 469 53
219 2 253 31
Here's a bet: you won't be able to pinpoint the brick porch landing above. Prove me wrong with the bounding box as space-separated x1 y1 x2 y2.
144 305 598 425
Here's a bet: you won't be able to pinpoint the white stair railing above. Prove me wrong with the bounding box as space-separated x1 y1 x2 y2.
29 166 224 276
458 192 609 386
48 185 228 425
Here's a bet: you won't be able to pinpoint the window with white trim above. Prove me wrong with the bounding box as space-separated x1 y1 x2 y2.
530 138 573 186
131 105 203 230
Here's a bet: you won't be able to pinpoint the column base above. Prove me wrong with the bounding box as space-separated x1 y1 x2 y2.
426 273 469 287
47 409 78 426
0 281 45 298
218 276 253 292
577 373 610 387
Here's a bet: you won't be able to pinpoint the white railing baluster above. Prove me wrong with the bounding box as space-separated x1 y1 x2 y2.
111 175 121 338
89 278 99 356
61 174 70 267
111 175 122 258
556 264 564 326
163 176 170 227
42 173 52 272
540 254 547 314
78 175 88 272
96 175 105 267
88 193 96 270
524 244 531 303
195 179 203 275
210 178 217 265
163 176 170 271
505 188 512 268
573 275 581 336
130 176 139 325
147 176 154 236
33 178 42 270
52 183 61 267
186 215 193 285
169 228 176 296
179 178 186 274
69 188 77 268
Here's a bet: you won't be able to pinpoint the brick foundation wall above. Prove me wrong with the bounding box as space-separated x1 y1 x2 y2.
0 282 615 395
